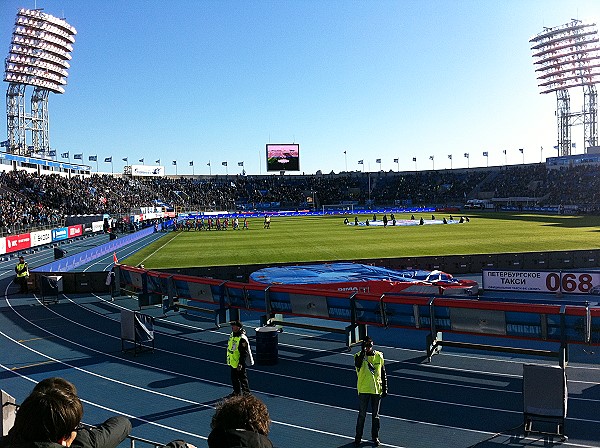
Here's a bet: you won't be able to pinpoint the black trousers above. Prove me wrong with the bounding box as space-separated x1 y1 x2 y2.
16 276 28 293
355 393 381 441
230 365 250 395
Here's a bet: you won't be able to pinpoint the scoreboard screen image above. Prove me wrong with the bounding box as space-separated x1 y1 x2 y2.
266 144 300 172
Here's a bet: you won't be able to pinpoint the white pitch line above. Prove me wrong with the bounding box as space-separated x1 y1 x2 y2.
137 231 182 266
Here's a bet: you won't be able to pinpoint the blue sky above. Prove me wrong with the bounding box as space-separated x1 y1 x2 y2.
2 0 599 176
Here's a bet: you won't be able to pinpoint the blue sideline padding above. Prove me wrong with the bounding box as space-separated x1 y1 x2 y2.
31 226 157 273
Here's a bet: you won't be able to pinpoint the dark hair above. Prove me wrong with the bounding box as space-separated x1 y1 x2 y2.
7 387 83 444
230 320 243 329
33 377 78 395
362 336 374 349
211 394 270 435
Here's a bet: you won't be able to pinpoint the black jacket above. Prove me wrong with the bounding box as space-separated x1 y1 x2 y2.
0 417 131 448
74 417 132 448
207 428 273 448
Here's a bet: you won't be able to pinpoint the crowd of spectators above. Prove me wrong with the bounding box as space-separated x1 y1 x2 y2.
0 180 62 234
0 162 599 235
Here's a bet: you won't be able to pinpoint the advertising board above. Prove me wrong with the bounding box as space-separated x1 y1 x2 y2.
483 269 600 295
68 225 83 238
92 221 104 232
5 233 31 253
31 229 52 247
52 227 68 242
131 165 164 177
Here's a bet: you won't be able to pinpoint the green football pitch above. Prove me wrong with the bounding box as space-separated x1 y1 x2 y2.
124 212 600 269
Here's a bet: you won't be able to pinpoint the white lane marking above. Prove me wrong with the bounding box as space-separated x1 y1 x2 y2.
0 364 206 440
0 288 537 443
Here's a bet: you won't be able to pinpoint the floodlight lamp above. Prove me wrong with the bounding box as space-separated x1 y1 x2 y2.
530 20 600 94
4 8 76 94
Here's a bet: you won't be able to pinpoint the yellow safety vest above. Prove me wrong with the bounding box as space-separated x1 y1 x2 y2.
227 334 242 368
355 350 384 395
16 262 28 278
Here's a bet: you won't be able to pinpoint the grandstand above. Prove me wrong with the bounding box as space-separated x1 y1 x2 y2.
1 160 600 237
2 6 600 448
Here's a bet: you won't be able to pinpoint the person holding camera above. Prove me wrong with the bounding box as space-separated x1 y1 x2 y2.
353 336 387 447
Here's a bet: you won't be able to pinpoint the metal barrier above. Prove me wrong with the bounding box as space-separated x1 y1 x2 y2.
118 264 600 362
127 434 163 448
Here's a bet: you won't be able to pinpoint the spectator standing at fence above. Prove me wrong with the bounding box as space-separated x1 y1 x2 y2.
207 394 273 448
353 336 387 447
14 256 29 294
226 320 252 397
31 378 131 448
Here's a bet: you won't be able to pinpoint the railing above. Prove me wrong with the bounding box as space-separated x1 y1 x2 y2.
118 264 600 366
127 434 163 448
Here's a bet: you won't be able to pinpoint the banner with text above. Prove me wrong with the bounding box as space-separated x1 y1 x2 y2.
31 229 52 247
6 233 31 253
483 269 600 295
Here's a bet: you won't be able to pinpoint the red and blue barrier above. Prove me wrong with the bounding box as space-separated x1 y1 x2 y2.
118 264 600 362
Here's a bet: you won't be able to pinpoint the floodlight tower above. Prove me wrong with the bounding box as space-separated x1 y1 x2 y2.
4 8 76 156
530 20 600 156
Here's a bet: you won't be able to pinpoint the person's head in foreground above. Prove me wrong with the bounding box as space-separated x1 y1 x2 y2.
207 394 273 448
7 386 83 447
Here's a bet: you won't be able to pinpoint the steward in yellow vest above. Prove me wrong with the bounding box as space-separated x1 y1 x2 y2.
353 336 387 447
226 320 251 396
15 256 29 294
